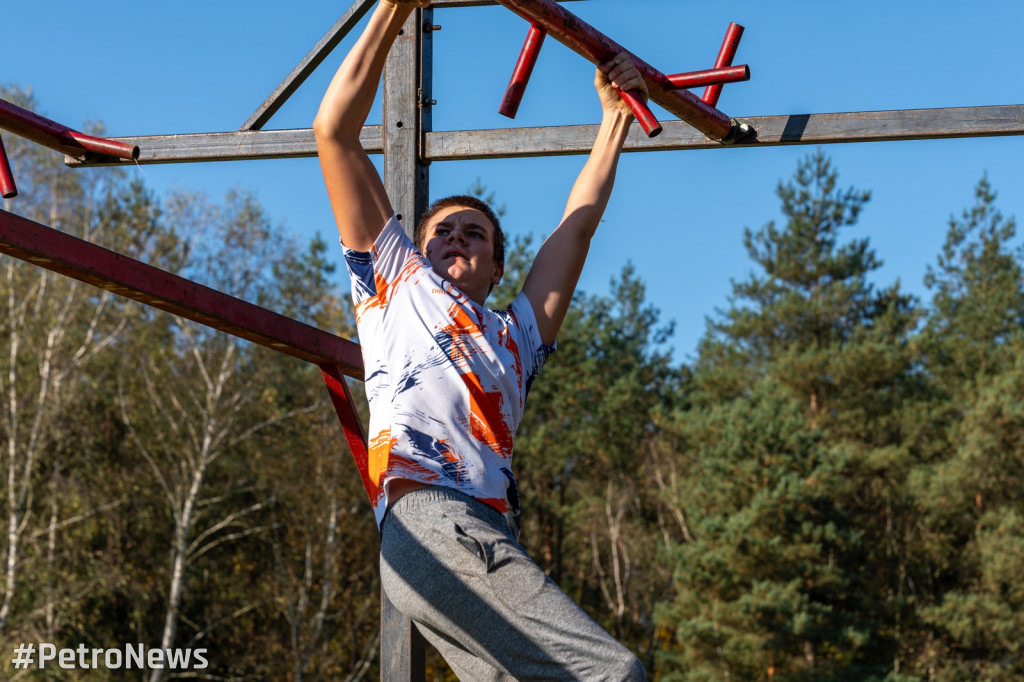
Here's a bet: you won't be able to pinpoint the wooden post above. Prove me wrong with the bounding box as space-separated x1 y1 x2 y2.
380 7 432 681
384 7 432 239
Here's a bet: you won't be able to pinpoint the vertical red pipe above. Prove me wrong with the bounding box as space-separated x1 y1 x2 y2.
499 23 547 118
702 23 745 107
0 136 16 199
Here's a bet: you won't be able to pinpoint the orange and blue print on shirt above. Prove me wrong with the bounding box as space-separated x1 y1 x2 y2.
342 216 552 538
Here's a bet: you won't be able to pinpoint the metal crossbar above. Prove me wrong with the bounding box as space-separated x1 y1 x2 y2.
60 105 1024 166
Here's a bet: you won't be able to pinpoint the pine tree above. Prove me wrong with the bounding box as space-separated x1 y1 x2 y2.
922 175 1024 386
913 177 1024 679
658 151 924 680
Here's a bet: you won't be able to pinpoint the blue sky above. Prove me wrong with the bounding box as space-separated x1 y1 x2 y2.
7 1 1024 362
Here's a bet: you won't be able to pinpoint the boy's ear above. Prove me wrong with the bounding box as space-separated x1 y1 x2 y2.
491 261 505 286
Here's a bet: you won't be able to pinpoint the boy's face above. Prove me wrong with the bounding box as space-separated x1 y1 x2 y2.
422 205 504 305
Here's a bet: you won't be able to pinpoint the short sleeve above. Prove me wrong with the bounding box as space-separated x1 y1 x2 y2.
342 215 417 305
503 291 556 396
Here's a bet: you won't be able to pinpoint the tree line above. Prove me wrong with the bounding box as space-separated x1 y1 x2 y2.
2 85 1022 680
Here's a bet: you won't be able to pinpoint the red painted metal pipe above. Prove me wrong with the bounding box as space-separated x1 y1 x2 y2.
702 22 745 107
493 0 735 140
619 88 661 137
499 23 547 119
0 207 364 379
668 64 749 90
0 98 139 161
0 136 16 199
499 21 661 136
320 364 374 502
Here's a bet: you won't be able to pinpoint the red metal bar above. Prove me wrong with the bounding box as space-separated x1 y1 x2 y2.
619 88 661 137
499 23 547 119
0 98 139 161
0 136 16 199
498 20 662 136
493 0 735 140
702 22 745 107
668 64 749 90
0 207 364 379
319 364 375 502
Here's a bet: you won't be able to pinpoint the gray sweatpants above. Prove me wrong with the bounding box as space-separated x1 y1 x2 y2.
379 486 647 681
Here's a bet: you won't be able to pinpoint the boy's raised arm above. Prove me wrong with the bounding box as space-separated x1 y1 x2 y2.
314 0 429 252
522 53 647 346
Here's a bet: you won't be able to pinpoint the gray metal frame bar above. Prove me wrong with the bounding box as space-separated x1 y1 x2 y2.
69 105 1024 167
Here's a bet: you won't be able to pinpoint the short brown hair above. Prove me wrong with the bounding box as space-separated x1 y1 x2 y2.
414 195 505 265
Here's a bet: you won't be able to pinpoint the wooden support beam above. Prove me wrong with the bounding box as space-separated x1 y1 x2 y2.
69 105 1024 167
379 8 432 682
426 105 1024 159
64 126 379 165
383 8 433 236
0 207 364 380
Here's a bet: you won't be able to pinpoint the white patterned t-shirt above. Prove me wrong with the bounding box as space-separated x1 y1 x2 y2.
342 215 552 538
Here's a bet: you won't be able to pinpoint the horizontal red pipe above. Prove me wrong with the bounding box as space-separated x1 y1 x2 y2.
494 0 734 140
0 207 364 380
0 136 16 199
668 65 749 90
702 22 745 107
499 23 547 119
0 98 139 161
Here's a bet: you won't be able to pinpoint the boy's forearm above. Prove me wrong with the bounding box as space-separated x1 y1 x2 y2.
314 1 414 142
315 1 420 251
561 108 634 238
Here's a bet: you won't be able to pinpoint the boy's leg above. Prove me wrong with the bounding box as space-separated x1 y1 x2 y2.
380 487 646 681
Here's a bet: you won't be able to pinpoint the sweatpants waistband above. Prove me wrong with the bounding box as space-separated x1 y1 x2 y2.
382 485 509 537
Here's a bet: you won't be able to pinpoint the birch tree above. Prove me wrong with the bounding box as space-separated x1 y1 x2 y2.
0 86 148 638
115 190 323 682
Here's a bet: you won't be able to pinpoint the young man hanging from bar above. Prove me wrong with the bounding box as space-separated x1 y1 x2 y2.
314 0 647 678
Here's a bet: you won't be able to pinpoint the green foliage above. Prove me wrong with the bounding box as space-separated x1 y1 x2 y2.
905 176 1024 679
488 232 535 309
3 89 1023 681
513 263 682 666
922 175 1024 386
0 86 377 679
657 150 929 680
